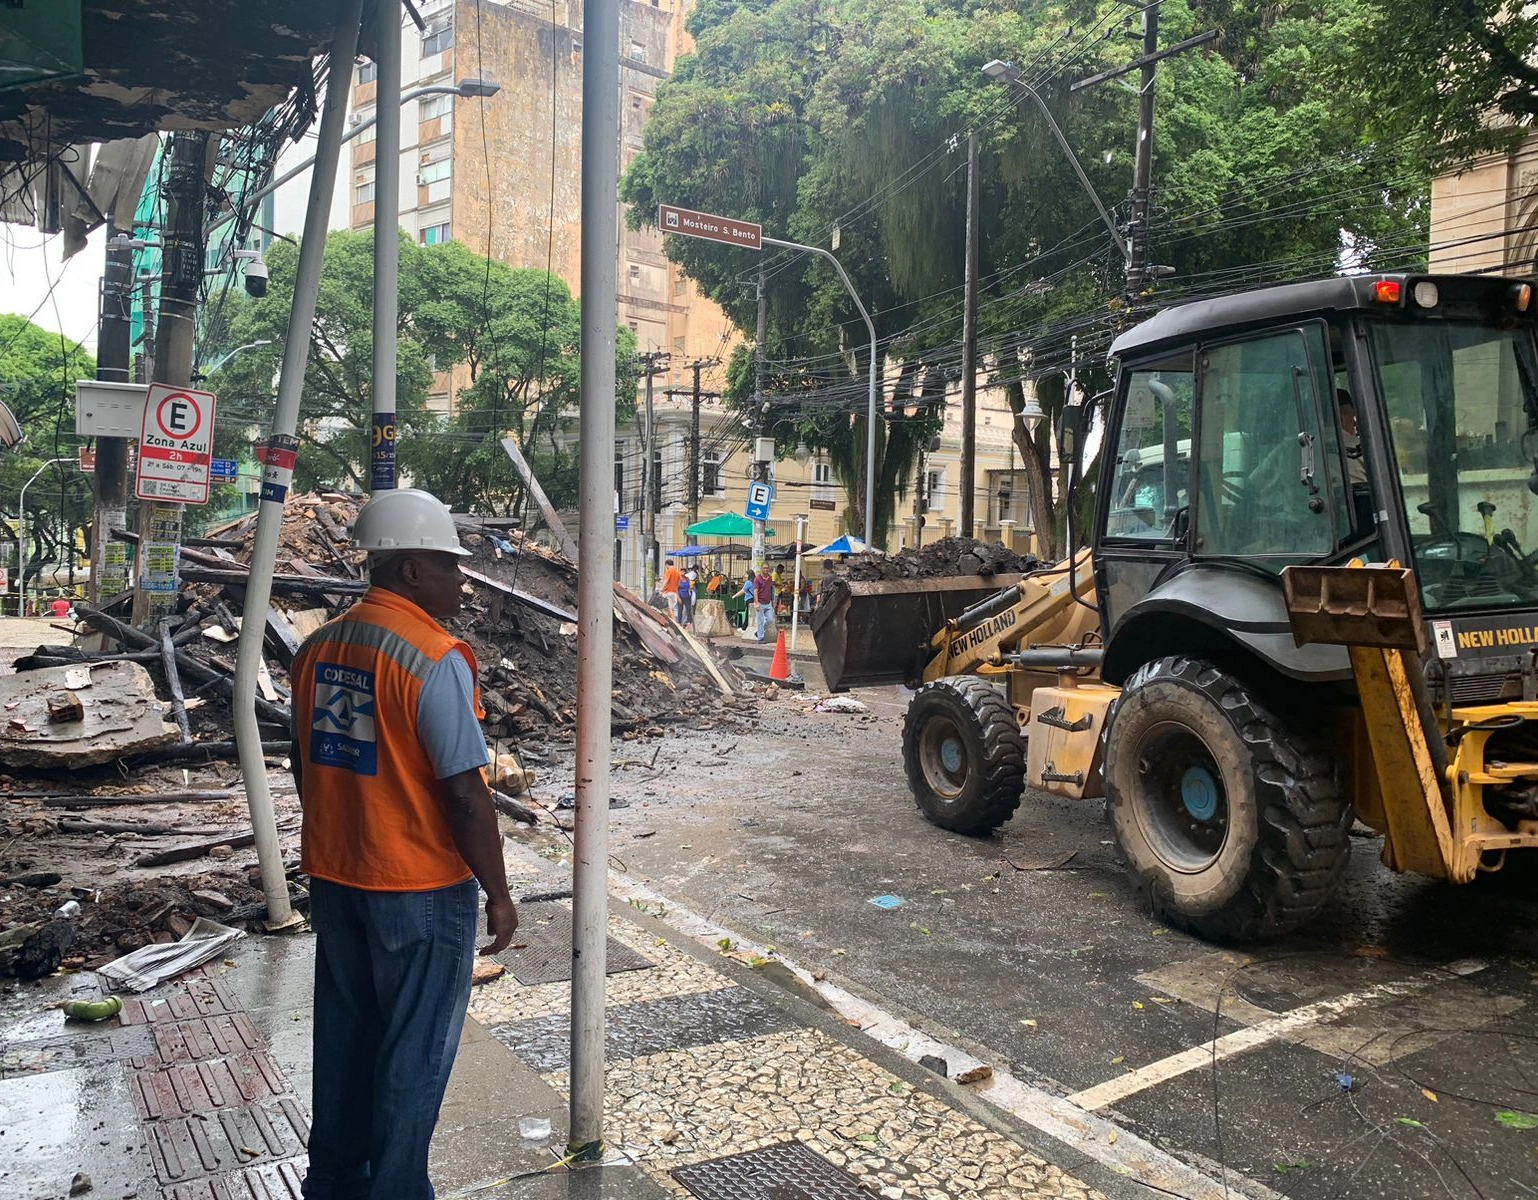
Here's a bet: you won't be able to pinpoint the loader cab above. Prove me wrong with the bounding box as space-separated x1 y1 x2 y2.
1095 274 1538 698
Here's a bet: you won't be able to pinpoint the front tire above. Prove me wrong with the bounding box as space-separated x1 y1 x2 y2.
902 677 1025 834
1104 656 1350 941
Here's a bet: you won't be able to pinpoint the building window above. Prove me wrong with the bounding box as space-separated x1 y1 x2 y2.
614 442 625 501
354 109 376 143
355 181 375 204
673 336 686 353
626 320 639 332
997 485 1013 523
812 459 835 503
423 22 454 57
419 93 453 122
417 160 450 184
630 41 646 62
419 222 451 245
702 450 722 496
629 264 641 279
673 276 687 296
357 61 376 85
926 469 943 510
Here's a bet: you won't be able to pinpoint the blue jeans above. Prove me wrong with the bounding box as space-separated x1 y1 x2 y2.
302 877 479 1200
755 600 774 641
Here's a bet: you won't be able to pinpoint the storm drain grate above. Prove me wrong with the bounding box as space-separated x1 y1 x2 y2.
491 902 652 985
672 1141 874 1200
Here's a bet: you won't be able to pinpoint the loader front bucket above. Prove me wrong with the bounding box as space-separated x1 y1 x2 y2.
811 575 1027 692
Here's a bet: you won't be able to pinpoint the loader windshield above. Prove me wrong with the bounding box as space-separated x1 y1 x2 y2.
1372 320 1538 612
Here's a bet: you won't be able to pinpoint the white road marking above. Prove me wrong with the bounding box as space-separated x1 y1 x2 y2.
550 848 1289 1200
1066 975 1440 1112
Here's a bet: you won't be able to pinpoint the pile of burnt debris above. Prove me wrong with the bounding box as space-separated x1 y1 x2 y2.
0 493 755 777
0 495 761 972
827 537 1041 591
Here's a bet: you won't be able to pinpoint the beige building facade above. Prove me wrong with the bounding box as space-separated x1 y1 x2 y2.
1428 137 1538 274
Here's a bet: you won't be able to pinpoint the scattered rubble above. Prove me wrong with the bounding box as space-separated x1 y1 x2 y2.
830 537 1040 588
0 493 759 976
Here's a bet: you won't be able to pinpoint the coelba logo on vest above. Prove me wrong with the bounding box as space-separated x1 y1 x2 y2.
312 661 378 776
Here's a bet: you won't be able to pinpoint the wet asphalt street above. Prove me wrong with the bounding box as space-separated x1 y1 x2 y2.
543 681 1538 1200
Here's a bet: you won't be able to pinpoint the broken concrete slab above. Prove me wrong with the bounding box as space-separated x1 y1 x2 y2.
0 661 178 769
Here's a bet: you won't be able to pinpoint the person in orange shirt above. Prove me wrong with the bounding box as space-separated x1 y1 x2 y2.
291 488 516 1200
660 556 683 621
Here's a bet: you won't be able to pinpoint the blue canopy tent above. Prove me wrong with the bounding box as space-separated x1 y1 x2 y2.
807 534 868 556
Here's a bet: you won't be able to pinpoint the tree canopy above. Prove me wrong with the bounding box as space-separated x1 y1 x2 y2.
206 230 638 514
0 314 95 583
622 0 1429 553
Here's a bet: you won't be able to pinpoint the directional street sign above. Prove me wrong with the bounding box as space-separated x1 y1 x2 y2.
136 383 217 505
658 204 763 251
745 480 774 522
209 458 239 481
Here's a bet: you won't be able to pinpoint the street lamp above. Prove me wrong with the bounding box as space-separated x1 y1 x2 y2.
15 457 75 611
204 77 503 237
195 339 272 381
981 59 1130 271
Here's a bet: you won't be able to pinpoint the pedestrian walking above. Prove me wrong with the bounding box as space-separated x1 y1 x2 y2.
678 568 695 628
661 557 683 621
290 487 517 1200
753 564 776 642
739 571 756 631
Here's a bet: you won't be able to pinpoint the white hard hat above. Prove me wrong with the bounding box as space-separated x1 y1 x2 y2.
352 487 469 557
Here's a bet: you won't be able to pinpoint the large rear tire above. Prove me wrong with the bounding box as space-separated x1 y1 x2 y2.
1104 656 1351 941
902 677 1025 834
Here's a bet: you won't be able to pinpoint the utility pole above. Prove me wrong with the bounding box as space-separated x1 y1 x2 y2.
1125 0 1158 302
90 220 134 607
637 350 666 593
752 268 769 570
684 357 717 539
132 131 212 628
959 130 979 539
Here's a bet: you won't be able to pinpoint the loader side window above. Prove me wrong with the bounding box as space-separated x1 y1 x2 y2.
1196 330 1333 564
1105 363 1194 540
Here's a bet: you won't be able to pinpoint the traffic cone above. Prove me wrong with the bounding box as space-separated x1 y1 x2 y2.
768 630 791 681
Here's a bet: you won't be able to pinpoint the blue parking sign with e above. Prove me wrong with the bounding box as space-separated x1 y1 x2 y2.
745 481 773 521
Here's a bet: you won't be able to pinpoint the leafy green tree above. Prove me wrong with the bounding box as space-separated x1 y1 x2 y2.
0 315 94 587
624 0 1428 555
207 231 637 516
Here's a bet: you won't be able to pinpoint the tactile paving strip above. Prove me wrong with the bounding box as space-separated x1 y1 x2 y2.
491 902 652 984
146 1097 310 1185
672 1141 872 1200
491 986 799 1073
120 975 243 1025
130 1052 290 1119
133 1014 269 1067
160 1157 306 1199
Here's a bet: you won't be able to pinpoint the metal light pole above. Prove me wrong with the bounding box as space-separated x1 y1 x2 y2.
196 340 271 379
570 0 619 1161
232 3 362 930
16 458 73 613
761 235 879 547
371 0 402 490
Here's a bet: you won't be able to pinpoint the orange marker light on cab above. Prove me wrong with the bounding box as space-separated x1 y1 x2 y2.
1372 280 1402 304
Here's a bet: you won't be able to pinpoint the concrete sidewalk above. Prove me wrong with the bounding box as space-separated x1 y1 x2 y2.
0 846 1126 1200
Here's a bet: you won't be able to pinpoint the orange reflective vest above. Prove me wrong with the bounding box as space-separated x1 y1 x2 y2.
293 587 482 891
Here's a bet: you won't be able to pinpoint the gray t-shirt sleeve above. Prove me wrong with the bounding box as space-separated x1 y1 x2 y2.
416 649 491 780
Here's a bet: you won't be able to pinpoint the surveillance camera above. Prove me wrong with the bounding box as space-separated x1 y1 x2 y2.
244 258 269 298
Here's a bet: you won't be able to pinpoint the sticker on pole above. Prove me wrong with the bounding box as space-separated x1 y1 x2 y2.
136 383 216 504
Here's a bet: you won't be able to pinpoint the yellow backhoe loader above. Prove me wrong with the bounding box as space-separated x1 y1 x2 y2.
813 273 1538 940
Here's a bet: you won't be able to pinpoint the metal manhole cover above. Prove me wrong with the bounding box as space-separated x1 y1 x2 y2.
672 1141 874 1200
491 902 652 984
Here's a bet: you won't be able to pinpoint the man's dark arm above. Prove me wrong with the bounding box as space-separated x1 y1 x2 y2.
436 768 518 953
